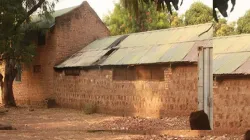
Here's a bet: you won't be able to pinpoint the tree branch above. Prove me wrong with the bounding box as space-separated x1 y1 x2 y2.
14 0 46 30
198 23 214 37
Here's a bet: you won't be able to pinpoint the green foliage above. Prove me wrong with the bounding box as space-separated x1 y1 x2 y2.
105 1 216 36
237 10 250 34
0 0 58 64
214 19 236 37
171 13 184 27
0 0 58 106
184 2 213 25
83 103 97 115
104 2 183 35
120 0 143 17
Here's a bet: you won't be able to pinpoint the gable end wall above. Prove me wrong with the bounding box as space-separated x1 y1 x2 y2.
3 2 110 106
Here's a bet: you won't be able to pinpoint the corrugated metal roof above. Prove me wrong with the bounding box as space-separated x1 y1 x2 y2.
160 42 195 62
137 44 172 64
56 23 213 68
103 23 212 66
55 36 126 68
213 34 250 75
103 46 152 65
183 40 212 62
82 35 124 51
117 23 212 48
56 50 109 68
214 52 250 74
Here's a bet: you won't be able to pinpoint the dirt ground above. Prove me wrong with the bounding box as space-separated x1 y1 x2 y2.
0 107 245 140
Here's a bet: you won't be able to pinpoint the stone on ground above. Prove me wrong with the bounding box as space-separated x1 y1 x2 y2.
189 110 211 130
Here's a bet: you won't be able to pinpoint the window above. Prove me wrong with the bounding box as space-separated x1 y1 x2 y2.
113 66 164 81
113 67 136 81
126 68 136 81
64 69 80 76
33 65 41 73
38 31 46 46
113 68 127 80
15 64 22 82
151 67 164 81
136 67 151 80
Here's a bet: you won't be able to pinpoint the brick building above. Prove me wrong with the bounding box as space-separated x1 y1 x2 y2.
213 34 250 132
0 1 110 105
54 23 213 117
0 1 249 133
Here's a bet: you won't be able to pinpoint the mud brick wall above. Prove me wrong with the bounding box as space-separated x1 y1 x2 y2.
0 2 109 106
213 78 250 133
54 64 198 118
55 2 110 64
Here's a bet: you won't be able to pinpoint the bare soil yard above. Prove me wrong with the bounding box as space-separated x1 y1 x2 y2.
0 107 245 140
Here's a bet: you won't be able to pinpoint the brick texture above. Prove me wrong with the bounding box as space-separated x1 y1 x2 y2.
213 78 250 133
54 64 198 118
54 2 110 64
0 1 109 106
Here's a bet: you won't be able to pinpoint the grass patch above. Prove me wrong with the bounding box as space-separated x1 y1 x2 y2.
83 103 97 115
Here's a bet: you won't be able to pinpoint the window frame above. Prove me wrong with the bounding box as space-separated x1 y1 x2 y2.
15 64 22 82
64 69 80 76
112 66 165 81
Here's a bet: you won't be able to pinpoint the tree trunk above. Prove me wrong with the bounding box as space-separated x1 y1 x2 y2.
2 60 17 107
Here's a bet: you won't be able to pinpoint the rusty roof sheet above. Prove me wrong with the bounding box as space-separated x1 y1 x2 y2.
82 35 124 51
56 50 110 68
213 34 250 75
56 23 213 68
55 36 125 68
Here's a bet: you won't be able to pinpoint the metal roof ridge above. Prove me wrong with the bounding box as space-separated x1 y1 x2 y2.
98 35 212 46
104 23 213 38
127 23 213 35
214 50 250 55
169 39 212 44
93 35 124 41
213 34 250 39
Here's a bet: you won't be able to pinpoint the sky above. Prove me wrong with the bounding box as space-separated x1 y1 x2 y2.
55 0 249 22
224 1 250 22
55 0 119 19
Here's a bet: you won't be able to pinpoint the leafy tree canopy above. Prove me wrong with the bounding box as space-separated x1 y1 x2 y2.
237 10 250 34
0 0 58 63
104 2 183 35
184 2 213 25
120 0 182 17
0 0 58 107
104 1 215 36
214 19 236 37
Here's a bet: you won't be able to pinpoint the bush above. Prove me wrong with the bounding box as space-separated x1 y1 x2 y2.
83 103 97 115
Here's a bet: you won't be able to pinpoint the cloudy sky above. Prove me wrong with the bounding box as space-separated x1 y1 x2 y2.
55 0 249 22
